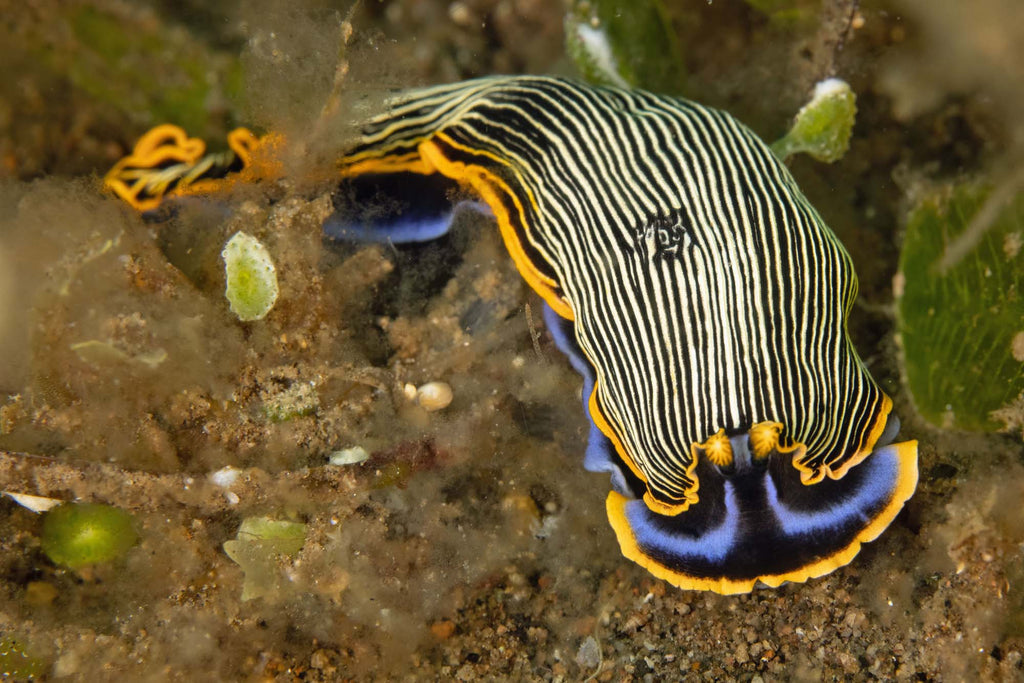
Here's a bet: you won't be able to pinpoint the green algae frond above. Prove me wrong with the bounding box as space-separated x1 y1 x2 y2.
896 181 1024 433
772 78 857 163
221 231 279 322
40 502 138 570
223 516 307 601
564 0 685 93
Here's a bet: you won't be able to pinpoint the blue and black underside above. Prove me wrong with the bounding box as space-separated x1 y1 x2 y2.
543 303 916 593
325 171 491 244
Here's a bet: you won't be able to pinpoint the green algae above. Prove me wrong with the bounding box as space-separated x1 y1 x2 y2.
222 232 280 322
896 181 1024 433
771 78 857 163
223 517 307 601
564 0 685 93
40 502 138 570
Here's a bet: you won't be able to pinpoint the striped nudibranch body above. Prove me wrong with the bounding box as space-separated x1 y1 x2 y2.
105 75 919 594
104 125 267 212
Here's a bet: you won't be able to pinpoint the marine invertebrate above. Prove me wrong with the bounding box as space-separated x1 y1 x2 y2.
262 380 318 422
105 76 918 594
105 125 259 212
40 502 138 570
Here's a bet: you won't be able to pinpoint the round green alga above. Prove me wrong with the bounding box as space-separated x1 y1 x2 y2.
40 502 138 569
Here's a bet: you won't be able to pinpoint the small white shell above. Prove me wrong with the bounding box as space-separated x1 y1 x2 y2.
328 446 370 466
415 381 453 412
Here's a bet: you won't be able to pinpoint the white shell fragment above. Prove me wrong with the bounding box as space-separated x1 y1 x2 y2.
209 466 241 488
221 231 279 321
4 491 63 513
328 446 370 466
415 381 453 412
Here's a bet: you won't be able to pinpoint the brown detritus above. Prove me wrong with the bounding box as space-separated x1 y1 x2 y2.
430 620 456 640
0 179 413 474
805 0 861 82
0 451 364 516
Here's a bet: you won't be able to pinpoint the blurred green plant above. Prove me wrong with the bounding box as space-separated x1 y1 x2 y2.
564 0 685 93
223 516 307 601
743 0 821 27
896 180 1024 434
0 635 46 679
40 502 138 570
32 6 243 137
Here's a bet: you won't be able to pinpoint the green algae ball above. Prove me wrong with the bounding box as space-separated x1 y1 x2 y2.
221 231 279 322
40 503 138 570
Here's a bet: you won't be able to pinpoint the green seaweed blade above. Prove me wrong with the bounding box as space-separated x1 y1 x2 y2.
565 0 686 94
897 183 1024 433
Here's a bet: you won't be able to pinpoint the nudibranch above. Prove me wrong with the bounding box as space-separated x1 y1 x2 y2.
104 124 267 212
105 76 918 594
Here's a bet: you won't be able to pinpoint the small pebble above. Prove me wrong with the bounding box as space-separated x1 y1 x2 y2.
416 381 453 411
448 1 473 26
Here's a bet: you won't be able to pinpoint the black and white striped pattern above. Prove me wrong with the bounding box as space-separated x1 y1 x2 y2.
343 76 888 508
